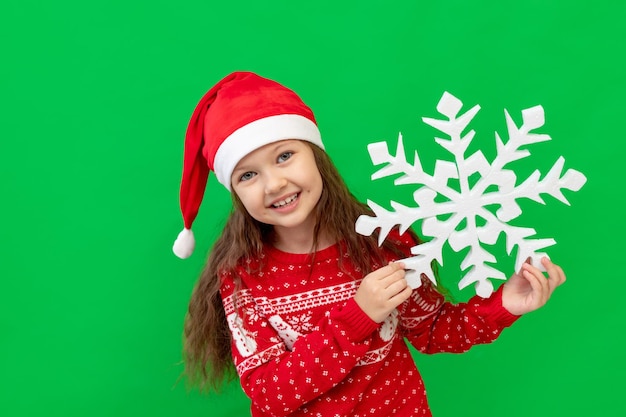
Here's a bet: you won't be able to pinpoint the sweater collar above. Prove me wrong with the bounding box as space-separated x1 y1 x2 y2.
263 240 344 265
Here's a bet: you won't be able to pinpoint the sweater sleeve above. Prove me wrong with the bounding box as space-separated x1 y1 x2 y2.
221 272 379 416
399 277 520 354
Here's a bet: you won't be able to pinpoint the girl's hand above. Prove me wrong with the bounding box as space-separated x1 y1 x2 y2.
502 257 566 316
354 262 412 323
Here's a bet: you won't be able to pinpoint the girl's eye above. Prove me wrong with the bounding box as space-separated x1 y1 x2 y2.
240 171 256 182
277 152 293 163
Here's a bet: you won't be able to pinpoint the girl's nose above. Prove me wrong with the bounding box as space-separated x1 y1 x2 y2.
264 171 288 194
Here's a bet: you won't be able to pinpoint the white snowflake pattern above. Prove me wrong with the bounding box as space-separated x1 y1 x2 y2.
245 307 261 323
355 92 586 297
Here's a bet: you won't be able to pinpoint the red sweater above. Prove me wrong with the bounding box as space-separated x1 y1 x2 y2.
220 232 519 416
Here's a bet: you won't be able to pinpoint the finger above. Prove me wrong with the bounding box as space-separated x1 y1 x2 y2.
543 258 562 286
386 277 409 295
542 258 566 292
385 261 406 274
515 256 533 275
556 265 566 284
521 270 545 307
522 262 546 283
381 268 407 287
368 262 403 280
378 261 405 278
389 283 413 305
522 266 549 304
389 261 406 277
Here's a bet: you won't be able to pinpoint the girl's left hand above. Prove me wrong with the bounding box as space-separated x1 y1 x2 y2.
501 257 566 316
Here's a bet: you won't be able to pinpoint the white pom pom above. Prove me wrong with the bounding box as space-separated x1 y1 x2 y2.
173 228 195 259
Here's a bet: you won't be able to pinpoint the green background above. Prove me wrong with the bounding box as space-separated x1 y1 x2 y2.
1 0 623 416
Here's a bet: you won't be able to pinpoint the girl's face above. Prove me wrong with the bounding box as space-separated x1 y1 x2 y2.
231 140 323 243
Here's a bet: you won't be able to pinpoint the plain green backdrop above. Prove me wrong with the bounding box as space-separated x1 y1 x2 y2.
1 0 624 416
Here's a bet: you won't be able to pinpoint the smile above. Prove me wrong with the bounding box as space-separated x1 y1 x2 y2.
272 193 299 208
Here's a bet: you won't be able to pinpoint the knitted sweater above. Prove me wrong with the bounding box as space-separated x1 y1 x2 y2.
219 232 519 417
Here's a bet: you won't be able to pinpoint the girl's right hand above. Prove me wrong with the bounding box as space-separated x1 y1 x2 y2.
354 262 413 323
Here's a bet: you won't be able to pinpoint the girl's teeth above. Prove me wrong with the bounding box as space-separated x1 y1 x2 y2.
273 194 297 207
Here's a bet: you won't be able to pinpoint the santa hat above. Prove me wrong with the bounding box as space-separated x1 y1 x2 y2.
172 71 325 258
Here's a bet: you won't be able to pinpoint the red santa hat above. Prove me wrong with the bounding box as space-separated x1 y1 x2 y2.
173 71 324 258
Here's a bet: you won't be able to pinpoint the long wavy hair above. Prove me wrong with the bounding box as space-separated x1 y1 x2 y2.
183 142 428 392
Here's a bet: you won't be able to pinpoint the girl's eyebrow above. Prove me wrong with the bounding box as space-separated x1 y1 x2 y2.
232 165 253 176
231 162 255 177
271 140 297 153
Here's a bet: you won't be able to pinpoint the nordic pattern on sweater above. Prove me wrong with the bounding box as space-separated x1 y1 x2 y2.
219 231 519 416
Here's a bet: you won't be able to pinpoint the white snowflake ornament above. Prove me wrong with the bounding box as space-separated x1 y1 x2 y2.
355 92 587 298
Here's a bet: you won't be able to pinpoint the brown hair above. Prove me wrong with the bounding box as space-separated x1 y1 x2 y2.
182 142 423 391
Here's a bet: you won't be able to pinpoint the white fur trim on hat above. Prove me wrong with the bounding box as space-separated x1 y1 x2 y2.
213 114 323 190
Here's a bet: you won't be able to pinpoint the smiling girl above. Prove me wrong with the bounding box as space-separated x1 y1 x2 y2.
173 72 565 417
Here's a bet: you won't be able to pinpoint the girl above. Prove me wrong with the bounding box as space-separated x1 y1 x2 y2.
173 72 565 417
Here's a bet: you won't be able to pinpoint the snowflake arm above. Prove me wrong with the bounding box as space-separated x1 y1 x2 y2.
366 134 461 201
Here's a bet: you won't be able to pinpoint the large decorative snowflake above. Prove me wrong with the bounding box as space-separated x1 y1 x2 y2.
355 92 586 298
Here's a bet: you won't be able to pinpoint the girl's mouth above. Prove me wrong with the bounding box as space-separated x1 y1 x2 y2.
272 193 299 208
